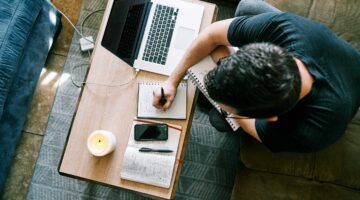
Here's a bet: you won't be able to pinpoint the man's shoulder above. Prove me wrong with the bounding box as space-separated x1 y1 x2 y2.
227 11 323 48
244 12 309 24
255 92 349 152
291 89 350 147
231 11 282 23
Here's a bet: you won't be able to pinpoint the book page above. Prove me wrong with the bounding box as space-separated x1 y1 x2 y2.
137 83 187 119
121 147 175 188
120 119 182 188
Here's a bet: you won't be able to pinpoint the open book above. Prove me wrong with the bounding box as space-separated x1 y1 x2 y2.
137 82 187 119
188 56 241 131
120 119 182 188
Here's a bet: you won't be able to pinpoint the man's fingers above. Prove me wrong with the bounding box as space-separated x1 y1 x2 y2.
161 99 173 110
152 84 176 110
152 89 162 108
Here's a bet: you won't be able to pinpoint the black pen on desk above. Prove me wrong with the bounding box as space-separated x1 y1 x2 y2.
159 87 167 106
139 147 173 153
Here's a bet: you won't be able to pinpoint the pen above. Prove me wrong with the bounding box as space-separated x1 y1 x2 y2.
139 147 173 153
159 87 167 105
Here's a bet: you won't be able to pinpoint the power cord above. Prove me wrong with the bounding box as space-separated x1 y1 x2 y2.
56 8 102 45
70 64 140 88
56 8 90 44
55 7 140 88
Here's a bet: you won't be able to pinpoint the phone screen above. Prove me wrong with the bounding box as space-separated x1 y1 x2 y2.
134 124 168 141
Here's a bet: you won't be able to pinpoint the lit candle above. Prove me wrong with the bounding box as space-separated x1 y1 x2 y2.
87 130 117 156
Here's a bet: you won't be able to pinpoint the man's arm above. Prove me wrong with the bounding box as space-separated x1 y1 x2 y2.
210 45 236 64
167 18 234 87
153 19 234 109
237 119 262 142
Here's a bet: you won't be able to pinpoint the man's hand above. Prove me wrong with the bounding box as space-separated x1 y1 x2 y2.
152 19 235 110
152 80 177 110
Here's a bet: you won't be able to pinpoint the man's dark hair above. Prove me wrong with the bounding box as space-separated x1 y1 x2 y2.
205 43 301 118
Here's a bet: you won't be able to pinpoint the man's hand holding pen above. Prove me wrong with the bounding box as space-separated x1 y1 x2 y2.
152 80 177 110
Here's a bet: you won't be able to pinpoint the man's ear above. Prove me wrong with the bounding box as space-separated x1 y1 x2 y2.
265 116 278 122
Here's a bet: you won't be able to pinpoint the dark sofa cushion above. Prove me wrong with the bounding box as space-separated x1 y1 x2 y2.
0 0 43 119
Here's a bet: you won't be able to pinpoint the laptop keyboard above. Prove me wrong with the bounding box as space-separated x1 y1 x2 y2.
142 5 179 65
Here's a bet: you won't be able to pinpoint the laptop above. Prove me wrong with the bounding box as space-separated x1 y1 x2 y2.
101 0 204 76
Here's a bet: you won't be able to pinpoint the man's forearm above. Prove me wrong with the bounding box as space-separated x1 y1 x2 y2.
210 45 236 64
166 19 234 86
167 31 218 86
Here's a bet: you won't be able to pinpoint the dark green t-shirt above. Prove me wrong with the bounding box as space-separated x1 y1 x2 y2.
227 12 360 152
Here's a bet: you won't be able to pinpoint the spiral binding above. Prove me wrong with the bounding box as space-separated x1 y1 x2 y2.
187 71 239 131
139 82 187 87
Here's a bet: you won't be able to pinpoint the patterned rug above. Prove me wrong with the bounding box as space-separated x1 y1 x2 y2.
26 0 240 199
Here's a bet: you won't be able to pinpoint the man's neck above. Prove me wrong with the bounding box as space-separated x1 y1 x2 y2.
294 58 314 99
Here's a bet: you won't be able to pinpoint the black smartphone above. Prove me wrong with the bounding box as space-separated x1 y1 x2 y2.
134 123 168 141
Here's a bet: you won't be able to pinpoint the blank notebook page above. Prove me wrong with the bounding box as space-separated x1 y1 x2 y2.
137 82 187 119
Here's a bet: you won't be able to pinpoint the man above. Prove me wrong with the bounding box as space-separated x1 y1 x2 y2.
152 0 360 152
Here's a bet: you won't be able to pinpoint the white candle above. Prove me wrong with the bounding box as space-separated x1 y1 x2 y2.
87 130 117 156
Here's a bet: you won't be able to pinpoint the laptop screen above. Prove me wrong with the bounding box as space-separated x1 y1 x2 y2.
102 0 151 65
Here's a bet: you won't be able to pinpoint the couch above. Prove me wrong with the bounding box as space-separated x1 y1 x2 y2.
0 0 61 193
230 0 360 199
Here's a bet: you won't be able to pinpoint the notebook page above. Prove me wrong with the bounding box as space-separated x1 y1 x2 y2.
137 83 187 119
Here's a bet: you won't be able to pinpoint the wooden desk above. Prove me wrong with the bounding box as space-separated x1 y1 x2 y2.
59 0 217 199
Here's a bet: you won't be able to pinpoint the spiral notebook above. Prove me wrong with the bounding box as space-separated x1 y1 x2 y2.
137 82 187 119
188 56 241 131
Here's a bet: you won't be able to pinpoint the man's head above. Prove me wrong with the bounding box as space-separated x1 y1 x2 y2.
205 42 301 118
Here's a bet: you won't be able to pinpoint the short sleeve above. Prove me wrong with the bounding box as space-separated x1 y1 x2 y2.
227 12 279 47
255 119 304 152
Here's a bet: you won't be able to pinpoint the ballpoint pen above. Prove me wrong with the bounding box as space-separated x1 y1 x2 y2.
159 87 167 105
139 147 173 153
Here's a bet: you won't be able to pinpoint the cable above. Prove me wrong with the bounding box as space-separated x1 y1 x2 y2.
56 6 140 88
56 8 88 41
70 63 140 88
56 8 105 44
79 9 104 56
80 9 105 37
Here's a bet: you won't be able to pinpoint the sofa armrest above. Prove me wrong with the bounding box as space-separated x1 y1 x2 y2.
0 0 61 193
266 0 360 50
0 0 44 119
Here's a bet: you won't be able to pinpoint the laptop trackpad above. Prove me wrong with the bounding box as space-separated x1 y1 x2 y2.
174 27 195 50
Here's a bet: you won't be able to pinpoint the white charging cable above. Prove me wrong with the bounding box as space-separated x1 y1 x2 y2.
55 6 140 88
56 8 105 50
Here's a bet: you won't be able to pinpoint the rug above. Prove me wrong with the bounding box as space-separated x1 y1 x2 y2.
26 0 240 199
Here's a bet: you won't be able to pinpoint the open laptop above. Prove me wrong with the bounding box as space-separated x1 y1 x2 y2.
101 0 204 76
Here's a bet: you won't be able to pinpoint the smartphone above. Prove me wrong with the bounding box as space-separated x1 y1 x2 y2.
134 123 168 141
